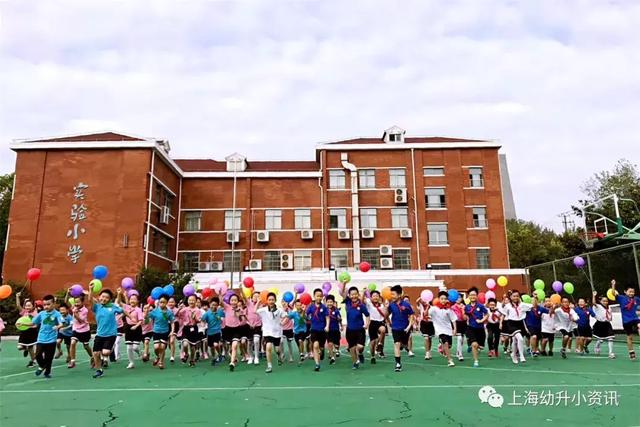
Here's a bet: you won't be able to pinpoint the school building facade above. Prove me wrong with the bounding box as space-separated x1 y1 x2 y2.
3 127 525 297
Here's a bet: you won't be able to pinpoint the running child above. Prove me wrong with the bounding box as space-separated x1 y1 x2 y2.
387 285 415 372
280 300 295 363
499 290 533 364
430 291 457 367
342 287 370 369
611 279 639 360
554 297 579 359
91 288 124 378
177 295 202 367
524 296 548 357
416 297 435 360
540 298 556 356
144 295 175 369
54 302 73 363
15 291 38 367
256 292 287 373
574 297 595 354
118 291 143 369
592 290 616 358
365 290 387 363
305 288 329 372
485 298 502 358
464 287 489 367
141 302 154 362
451 296 466 361
167 296 179 363
68 294 92 369
222 293 247 371
287 299 308 363
246 292 263 365
201 296 225 365
325 295 342 365
403 296 415 357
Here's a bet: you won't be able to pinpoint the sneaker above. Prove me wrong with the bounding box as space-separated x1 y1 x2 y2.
630 351 637 360
26 360 35 368
67 361 76 369
170 357 175 363
358 353 365 364
548 351 554 357
102 360 109 369
561 349 567 359
300 354 305 362
533 352 539 358
519 356 526 363
352 363 358 370
458 354 465 361
153 358 159 367
448 360 455 367
425 351 432 360
511 352 519 364
566 348 571 353
126 363 135 369
93 369 104 378
142 354 149 362
278 357 284 366
35 368 43 376
371 357 376 365
22 349 28 357
379 351 386 358
526 348 532 356
487 350 494 358
229 363 235 372
55 351 62 359
408 350 415 357
394 363 402 372
265 366 273 373
330 357 336 365
584 346 590 354
253 357 260 365
473 360 479 368
44 373 52 379
314 364 320 372
609 353 616 359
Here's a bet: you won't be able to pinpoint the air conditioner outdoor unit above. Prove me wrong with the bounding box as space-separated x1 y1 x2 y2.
380 257 393 269
257 230 270 242
210 261 223 271
380 245 393 256
338 229 350 240
160 206 171 224
361 228 374 239
198 262 211 272
301 230 313 240
400 228 412 238
395 188 407 204
280 253 294 270
226 231 240 243
248 259 262 271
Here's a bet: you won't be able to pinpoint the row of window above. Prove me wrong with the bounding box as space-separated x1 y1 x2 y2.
185 207 487 232
328 167 484 189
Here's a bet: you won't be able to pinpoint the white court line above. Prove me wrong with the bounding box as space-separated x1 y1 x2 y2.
0 359 90 380
1 384 639 394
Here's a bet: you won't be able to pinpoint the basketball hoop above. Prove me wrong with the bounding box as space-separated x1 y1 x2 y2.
584 231 606 249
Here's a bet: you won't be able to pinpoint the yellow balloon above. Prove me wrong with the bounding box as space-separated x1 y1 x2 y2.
497 276 508 287
464 298 470 305
606 289 616 301
269 287 279 295
242 287 252 298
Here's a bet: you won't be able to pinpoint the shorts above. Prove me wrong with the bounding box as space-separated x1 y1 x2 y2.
143 332 154 342
439 334 453 348
309 330 326 345
124 326 143 344
117 326 124 336
72 331 92 345
294 332 307 343
466 327 486 347
541 332 555 342
577 325 593 338
171 321 180 336
455 320 467 336
419 321 435 338
623 320 639 335
527 327 542 340
207 333 222 347
392 329 410 345
93 335 117 352
153 332 170 344
250 326 262 338
327 330 341 346
593 321 614 339
57 333 72 346
182 325 201 345
18 328 38 347
264 336 282 347
559 329 574 337
346 328 366 348
502 320 527 337
368 320 386 341
283 329 294 341
239 324 251 340
223 326 244 343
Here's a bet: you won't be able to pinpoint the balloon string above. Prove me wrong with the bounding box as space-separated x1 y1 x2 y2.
579 269 596 292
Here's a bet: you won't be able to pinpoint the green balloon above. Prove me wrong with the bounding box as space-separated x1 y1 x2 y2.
368 283 377 291
534 289 545 300
563 282 574 295
68 297 76 306
522 295 532 304
338 272 351 283
16 316 31 331
89 279 102 293
533 279 545 290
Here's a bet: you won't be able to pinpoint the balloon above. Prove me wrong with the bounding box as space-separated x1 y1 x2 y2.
606 289 616 301
68 297 76 306
121 277 135 290
0 285 12 300
359 262 371 273
183 284 195 297
224 291 235 304
89 279 103 293
299 293 312 305
381 286 392 301
200 288 212 299
447 289 459 303
294 283 305 294
363 289 370 298
368 283 377 291
550 294 561 305
485 290 496 300
322 282 332 292
127 289 139 298
337 282 345 294
420 290 433 303
485 278 496 290
464 298 471 305
533 279 545 290
478 292 486 304
34 300 43 307
260 290 270 304
283 291 294 303
212 283 222 294
26 268 41 281
552 281 563 293
16 316 32 331
323 288 330 297
241 287 252 299
243 277 254 288
219 282 229 295
69 284 84 298
338 272 351 283
521 295 532 304
269 287 279 295
163 284 175 297
563 282 574 295
497 276 508 287
146 296 155 306
534 289 545 301
92 265 109 280
573 256 586 269
151 286 164 300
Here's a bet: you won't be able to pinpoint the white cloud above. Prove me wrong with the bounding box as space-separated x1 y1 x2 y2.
0 0 638 230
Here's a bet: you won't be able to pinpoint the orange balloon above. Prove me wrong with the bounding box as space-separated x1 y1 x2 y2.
0 285 12 300
260 290 269 304
381 286 392 301
550 293 561 305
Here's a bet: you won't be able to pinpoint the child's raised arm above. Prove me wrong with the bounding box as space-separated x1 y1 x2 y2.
15 292 23 311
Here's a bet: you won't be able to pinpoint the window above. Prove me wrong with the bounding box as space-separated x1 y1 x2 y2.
360 249 380 270
329 209 347 229
224 210 241 230
223 251 241 272
424 167 444 176
472 207 488 228
295 209 311 230
389 169 406 188
425 188 446 209
358 169 376 189
330 250 349 269
329 170 346 189
263 251 281 271
184 211 202 231
476 249 490 269
360 208 377 229
389 133 402 142
182 252 199 272
393 249 411 270
151 230 169 257
427 223 449 245
294 250 312 271
265 209 282 230
391 208 408 229
469 167 484 187
430 263 452 270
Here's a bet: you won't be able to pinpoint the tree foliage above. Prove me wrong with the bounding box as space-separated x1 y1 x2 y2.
507 219 567 267
0 173 14 272
136 266 193 301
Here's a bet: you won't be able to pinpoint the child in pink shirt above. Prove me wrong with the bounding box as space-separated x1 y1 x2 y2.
223 294 248 371
141 306 154 362
68 295 92 368
177 295 202 367
246 293 263 365
122 294 144 369
281 301 295 363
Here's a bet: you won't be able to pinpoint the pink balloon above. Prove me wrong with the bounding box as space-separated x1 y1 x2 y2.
485 290 496 300
486 278 497 290
420 290 433 303
219 283 228 295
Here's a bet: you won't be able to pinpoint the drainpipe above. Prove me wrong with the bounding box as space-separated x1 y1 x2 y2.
341 153 361 264
318 152 326 269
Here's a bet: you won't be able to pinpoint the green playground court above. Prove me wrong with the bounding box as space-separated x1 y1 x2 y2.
0 336 638 427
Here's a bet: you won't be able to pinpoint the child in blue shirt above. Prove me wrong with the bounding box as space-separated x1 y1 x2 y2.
342 287 370 369
91 288 124 378
201 297 225 365
55 302 74 363
464 287 489 367
305 289 329 371
325 295 342 365
524 298 548 358
144 295 175 369
574 297 595 354
387 285 415 372
288 300 309 363
612 279 640 360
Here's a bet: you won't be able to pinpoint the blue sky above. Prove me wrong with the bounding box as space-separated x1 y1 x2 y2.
1 0 638 230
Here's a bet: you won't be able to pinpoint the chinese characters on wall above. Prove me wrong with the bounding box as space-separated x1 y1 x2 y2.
66 182 88 263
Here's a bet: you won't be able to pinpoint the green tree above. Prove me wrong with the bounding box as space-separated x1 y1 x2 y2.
506 219 567 267
0 173 15 272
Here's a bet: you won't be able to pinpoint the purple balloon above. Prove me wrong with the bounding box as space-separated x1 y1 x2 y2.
552 281 563 293
121 277 135 290
573 256 586 269
223 290 235 304
364 289 371 299
322 282 332 291
322 288 329 297
183 284 195 297
69 284 84 297
294 283 305 294
127 289 139 298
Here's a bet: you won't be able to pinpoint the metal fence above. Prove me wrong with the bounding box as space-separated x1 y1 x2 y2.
526 242 640 301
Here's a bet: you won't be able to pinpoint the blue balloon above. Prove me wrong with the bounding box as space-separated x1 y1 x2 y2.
447 289 460 303
92 265 109 280
282 291 294 303
163 284 174 297
151 286 164 300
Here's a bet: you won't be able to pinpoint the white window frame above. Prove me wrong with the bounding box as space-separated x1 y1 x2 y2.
184 211 202 231
391 208 408 229
427 223 449 246
330 249 349 269
224 210 241 231
425 187 446 209
358 169 376 189
469 167 484 188
476 248 490 269
265 209 282 230
329 170 346 189
294 250 312 271
329 208 347 229
423 167 445 176
472 207 488 228
389 168 406 188
295 209 311 230
360 208 377 229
